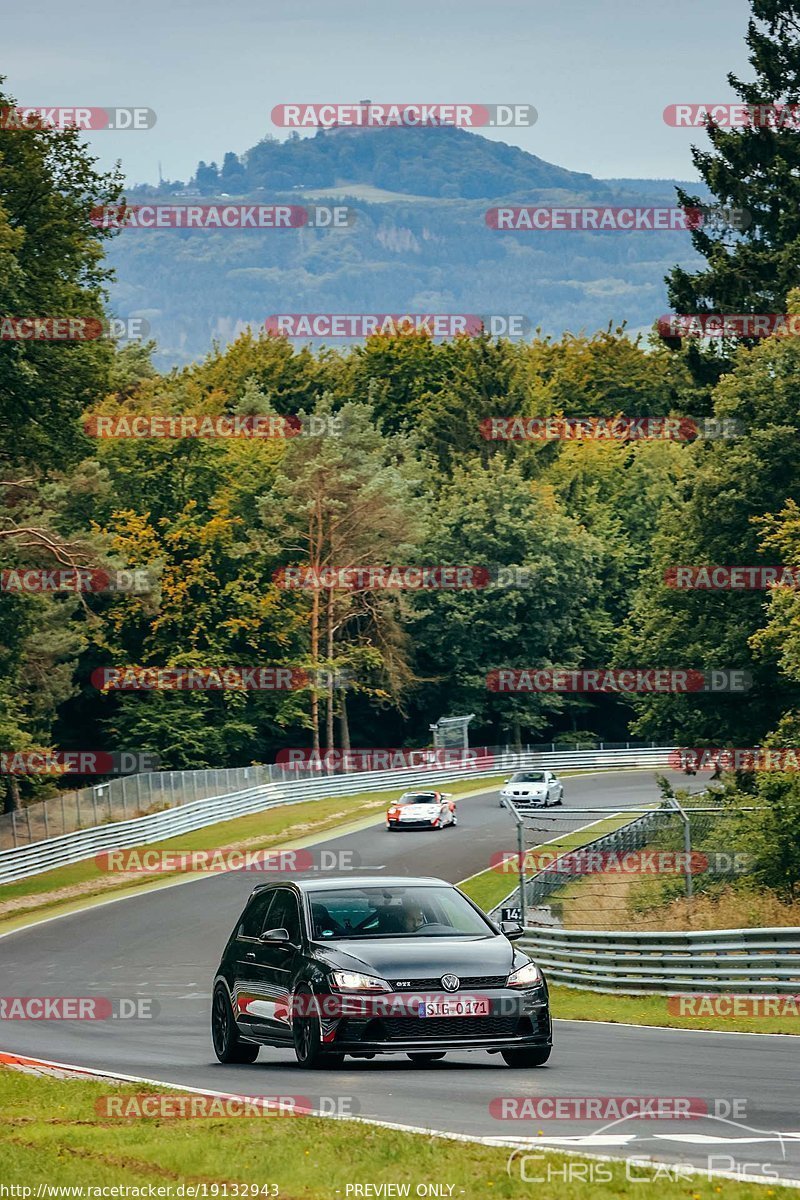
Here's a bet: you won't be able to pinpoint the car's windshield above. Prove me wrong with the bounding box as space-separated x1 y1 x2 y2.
511 772 546 783
309 886 492 940
400 792 438 805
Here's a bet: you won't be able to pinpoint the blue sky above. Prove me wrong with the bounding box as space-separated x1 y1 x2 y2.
4 0 753 186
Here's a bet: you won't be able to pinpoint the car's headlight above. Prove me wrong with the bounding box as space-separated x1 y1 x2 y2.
330 970 391 992
506 962 543 988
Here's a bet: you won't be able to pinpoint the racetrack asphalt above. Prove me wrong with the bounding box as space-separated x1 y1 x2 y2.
1 768 798 1185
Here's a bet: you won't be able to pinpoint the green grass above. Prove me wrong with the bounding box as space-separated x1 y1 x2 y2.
0 776 506 934
460 809 644 913
2 1065 795 1198
549 984 800 1036
459 807 800 1037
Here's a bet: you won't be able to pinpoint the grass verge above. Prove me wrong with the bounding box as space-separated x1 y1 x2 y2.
0 775 506 935
459 811 800 1036
2 1064 796 1198
548 983 800 1035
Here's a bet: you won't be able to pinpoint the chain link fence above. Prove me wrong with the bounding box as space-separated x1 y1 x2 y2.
492 787 749 930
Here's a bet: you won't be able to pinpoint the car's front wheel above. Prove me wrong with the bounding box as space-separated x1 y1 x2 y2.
211 984 259 1064
292 987 344 1069
501 1046 551 1067
407 1052 446 1064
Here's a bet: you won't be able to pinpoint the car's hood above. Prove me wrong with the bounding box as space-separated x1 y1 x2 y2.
506 784 546 794
395 803 440 815
312 934 524 979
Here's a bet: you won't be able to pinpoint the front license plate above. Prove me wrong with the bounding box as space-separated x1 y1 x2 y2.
418 998 490 1018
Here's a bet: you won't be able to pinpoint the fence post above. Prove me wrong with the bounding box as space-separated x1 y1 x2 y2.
517 819 527 927
25 806 32 842
11 809 17 847
61 791 66 835
92 788 99 826
43 799 49 839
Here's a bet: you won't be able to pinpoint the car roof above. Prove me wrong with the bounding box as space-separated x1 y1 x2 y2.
251 875 450 895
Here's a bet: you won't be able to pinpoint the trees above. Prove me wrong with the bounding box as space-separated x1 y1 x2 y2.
258 397 426 750
667 2 800 322
621 325 800 744
0 78 122 809
408 460 605 744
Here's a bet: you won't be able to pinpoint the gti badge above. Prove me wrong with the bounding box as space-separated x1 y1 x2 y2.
441 974 460 991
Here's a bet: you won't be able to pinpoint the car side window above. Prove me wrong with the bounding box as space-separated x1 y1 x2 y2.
238 891 274 939
264 890 302 944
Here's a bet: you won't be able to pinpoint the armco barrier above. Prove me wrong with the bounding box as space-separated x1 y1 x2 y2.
0 746 674 884
519 925 800 995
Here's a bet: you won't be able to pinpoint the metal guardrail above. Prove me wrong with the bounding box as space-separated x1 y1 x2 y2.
0 740 667 850
519 925 800 995
0 746 674 884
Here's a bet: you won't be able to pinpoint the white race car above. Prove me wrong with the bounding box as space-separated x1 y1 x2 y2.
386 790 457 831
499 770 564 808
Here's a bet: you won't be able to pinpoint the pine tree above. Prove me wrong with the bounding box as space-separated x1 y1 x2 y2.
667 2 800 321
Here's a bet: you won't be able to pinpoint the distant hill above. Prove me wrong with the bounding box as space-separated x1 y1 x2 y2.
112 128 709 367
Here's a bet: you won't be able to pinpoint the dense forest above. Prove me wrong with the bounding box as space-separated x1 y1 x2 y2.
3 0 800 867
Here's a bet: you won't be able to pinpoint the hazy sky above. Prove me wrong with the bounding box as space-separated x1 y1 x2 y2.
4 0 753 186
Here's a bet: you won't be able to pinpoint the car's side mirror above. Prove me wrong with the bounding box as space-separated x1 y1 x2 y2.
260 927 291 944
500 919 524 940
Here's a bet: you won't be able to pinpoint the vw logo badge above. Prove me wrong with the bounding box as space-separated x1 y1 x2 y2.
441 974 460 991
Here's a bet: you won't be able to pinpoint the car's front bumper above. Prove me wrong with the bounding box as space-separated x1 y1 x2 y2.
319 989 551 1053
387 819 443 828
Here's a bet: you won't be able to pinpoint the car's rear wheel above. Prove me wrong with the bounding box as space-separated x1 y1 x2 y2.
292 987 344 1069
407 1052 446 1064
501 1046 551 1068
212 984 259 1063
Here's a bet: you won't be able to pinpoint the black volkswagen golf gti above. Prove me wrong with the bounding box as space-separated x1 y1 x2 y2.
212 876 551 1068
